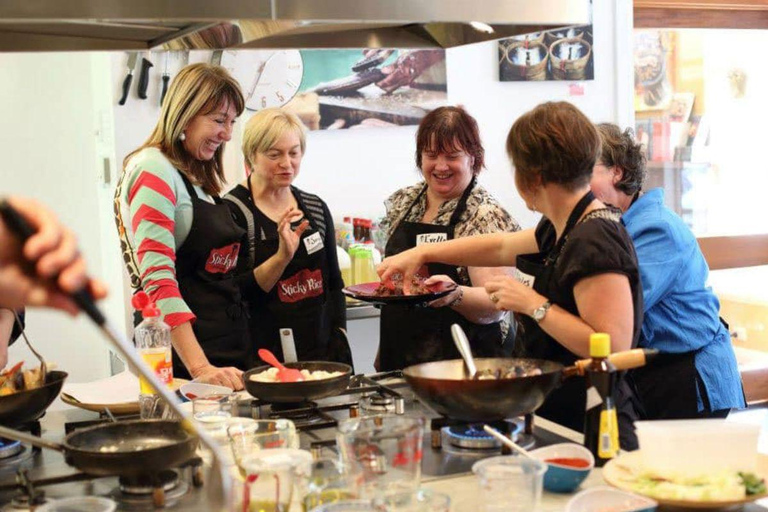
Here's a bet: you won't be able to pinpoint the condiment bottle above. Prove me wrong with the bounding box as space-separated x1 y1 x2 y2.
131 291 173 419
583 332 619 467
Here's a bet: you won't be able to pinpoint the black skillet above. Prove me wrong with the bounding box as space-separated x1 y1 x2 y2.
243 361 352 403
0 370 67 427
0 419 198 476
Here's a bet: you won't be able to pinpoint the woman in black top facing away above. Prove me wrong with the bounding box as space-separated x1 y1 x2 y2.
379 102 643 448
225 108 352 367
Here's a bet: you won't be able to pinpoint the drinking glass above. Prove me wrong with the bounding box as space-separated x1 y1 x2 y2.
192 394 233 436
309 502 376 512
239 455 296 512
296 457 361 511
228 420 299 476
471 456 546 512
337 415 424 499
372 489 450 512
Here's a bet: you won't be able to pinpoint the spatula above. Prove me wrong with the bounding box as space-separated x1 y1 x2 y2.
258 348 305 382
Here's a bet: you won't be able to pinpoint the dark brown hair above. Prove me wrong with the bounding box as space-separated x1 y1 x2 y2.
415 106 485 174
123 63 245 196
506 101 600 192
596 123 647 195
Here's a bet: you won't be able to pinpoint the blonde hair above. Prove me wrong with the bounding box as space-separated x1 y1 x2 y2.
123 63 244 196
242 108 307 168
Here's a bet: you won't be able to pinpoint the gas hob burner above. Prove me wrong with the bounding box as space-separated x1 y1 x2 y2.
444 422 523 450
112 470 188 508
0 439 22 460
359 392 396 414
119 470 179 495
2 493 48 512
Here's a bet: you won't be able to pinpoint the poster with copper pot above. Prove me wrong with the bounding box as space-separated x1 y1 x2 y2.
498 25 594 82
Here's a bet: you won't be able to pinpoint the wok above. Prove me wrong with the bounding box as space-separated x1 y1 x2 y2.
0 419 198 476
243 361 352 403
403 349 655 422
0 370 67 427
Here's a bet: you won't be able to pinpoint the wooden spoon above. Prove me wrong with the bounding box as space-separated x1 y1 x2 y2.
257 349 304 383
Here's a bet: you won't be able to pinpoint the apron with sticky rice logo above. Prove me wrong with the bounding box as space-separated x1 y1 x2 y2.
245 190 348 363
173 172 253 379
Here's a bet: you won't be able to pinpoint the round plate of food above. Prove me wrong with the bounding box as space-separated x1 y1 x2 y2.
342 279 457 306
603 450 768 509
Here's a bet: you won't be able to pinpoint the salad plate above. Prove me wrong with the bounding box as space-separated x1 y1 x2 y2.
603 450 768 509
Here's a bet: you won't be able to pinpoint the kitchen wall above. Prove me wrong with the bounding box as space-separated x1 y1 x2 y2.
0 52 123 383
0 1 633 381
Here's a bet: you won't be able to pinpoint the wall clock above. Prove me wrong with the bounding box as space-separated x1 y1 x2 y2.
233 50 304 111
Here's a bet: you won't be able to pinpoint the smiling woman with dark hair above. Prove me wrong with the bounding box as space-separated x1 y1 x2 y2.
592 122 745 420
376 106 520 372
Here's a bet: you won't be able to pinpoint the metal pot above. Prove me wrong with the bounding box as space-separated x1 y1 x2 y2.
403 349 654 422
0 370 67 427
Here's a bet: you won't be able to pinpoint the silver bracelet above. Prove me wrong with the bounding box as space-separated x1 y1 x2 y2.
446 286 464 307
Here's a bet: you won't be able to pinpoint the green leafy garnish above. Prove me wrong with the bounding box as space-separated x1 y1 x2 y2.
739 472 767 496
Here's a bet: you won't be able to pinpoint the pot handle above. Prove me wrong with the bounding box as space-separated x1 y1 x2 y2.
571 348 659 375
0 424 64 452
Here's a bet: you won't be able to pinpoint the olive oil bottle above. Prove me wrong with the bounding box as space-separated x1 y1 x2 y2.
583 333 620 467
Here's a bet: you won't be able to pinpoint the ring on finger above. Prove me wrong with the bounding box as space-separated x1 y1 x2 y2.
489 293 499 303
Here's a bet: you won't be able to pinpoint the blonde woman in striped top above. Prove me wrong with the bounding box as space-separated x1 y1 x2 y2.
114 63 250 389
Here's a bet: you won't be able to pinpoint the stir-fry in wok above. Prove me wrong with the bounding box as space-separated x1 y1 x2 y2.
474 364 543 380
0 362 44 396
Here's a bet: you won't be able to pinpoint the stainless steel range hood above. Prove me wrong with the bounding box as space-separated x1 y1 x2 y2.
0 0 590 52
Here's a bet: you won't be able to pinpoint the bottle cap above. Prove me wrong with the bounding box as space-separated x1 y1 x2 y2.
589 333 611 358
131 291 161 319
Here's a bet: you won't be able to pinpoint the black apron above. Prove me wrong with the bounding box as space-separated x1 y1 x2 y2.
515 191 639 450
172 172 254 379
247 189 352 365
379 179 510 371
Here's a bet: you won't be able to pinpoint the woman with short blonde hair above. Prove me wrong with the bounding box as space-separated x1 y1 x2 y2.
226 108 351 366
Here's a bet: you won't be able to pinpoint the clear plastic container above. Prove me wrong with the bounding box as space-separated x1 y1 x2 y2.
36 497 117 512
634 419 760 477
337 245 352 287
472 456 546 512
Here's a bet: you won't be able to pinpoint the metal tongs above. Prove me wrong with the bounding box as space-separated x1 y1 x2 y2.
0 200 233 511
13 311 46 388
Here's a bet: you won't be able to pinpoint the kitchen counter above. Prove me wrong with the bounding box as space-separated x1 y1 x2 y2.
422 415 768 511
10 404 768 511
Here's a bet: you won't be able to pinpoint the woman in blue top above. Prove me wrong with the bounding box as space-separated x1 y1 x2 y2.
591 123 745 419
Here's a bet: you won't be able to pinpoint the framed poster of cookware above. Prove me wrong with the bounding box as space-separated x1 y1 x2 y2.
277 49 447 131
498 25 594 82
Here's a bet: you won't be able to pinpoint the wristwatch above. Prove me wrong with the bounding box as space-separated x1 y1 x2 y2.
531 300 552 323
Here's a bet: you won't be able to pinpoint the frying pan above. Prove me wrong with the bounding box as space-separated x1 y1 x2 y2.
0 419 198 476
243 361 352 403
403 349 655 422
0 370 67 426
